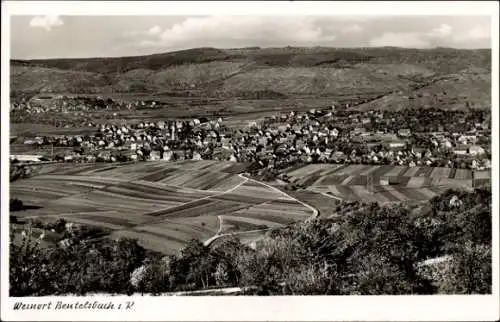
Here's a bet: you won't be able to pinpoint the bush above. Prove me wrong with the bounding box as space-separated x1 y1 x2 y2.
9 228 147 296
437 242 491 294
10 198 24 211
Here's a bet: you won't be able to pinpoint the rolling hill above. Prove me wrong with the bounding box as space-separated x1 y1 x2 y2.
10 46 491 109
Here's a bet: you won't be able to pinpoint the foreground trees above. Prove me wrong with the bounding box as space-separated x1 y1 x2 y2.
10 187 491 296
10 233 146 296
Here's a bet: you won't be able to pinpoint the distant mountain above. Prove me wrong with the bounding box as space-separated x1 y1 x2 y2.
10 46 491 110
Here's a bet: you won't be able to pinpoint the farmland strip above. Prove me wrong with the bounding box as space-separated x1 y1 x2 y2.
396 187 428 201
473 171 491 180
350 165 373 176
340 175 354 185
53 216 126 230
416 187 436 199
455 169 472 180
301 171 326 186
221 219 263 232
370 165 394 178
384 186 410 202
72 214 136 228
407 177 426 188
350 185 380 203
324 164 350 176
401 166 420 177
416 167 433 177
230 211 294 225
213 193 271 204
97 187 183 205
359 165 379 176
112 230 186 251
385 166 407 177
223 215 281 228
335 185 358 201
145 198 214 217
134 227 201 244
139 167 178 182
375 186 401 202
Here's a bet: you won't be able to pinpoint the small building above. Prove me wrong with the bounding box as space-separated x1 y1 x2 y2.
387 140 406 149
469 145 485 156
380 133 399 141
351 127 367 136
398 129 411 137
380 176 401 186
10 154 44 162
453 144 470 155
150 151 161 161
163 150 173 161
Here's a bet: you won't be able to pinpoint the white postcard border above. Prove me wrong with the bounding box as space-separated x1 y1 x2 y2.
1 1 499 321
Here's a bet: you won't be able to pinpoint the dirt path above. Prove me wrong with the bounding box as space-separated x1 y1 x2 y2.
316 190 343 201
203 173 319 246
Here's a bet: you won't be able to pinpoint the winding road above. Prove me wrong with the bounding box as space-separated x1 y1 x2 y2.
203 173 319 246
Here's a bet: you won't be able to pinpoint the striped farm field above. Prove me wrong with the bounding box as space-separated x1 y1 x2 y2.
430 167 451 179
474 170 491 180
310 184 448 204
220 215 281 234
454 169 473 180
10 160 314 255
157 169 247 192
109 229 187 255
284 164 480 203
286 189 340 218
473 170 492 188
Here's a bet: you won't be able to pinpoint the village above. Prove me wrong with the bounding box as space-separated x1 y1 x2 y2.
11 97 491 172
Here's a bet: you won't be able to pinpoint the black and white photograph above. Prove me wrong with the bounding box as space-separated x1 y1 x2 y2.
1 1 499 321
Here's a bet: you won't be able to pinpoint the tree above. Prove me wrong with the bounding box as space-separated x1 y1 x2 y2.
9 230 51 296
10 164 32 182
134 258 171 295
10 198 24 211
438 242 491 294
169 239 217 290
341 253 435 295
210 236 247 286
283 260 339 295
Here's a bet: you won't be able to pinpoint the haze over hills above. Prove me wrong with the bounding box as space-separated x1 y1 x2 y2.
10 46 491 110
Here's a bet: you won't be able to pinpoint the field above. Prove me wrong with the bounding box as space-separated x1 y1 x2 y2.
10 160 315 254
10 123 96 137
283 164 490 204
285 189 340 218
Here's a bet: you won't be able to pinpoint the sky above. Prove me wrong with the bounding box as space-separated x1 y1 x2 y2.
10 15 491 59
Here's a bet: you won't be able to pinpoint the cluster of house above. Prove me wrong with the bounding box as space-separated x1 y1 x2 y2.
19 117 228 163
226 108 490 170
15 103 491 170
11 95 165 113
358 107 491 134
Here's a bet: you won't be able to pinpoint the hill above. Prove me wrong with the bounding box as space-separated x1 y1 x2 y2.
10 46 491 109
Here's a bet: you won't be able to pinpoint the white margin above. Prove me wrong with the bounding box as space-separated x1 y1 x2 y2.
1 1 499 321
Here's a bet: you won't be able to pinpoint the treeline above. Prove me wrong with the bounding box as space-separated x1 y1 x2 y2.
10 186 491 296
9 162 37 182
